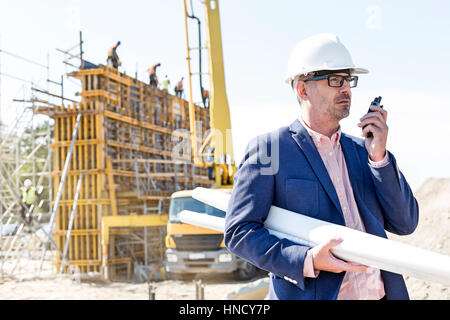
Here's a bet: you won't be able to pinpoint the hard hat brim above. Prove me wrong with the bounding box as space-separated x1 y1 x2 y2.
351 67 369 74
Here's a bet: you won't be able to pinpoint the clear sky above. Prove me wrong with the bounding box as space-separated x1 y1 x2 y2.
1 0 450 191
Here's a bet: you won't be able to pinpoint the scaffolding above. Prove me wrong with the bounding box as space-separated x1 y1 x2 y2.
34 64 214 281
0 98 54 279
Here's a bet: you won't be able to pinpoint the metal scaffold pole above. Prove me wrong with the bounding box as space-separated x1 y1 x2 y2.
59 172 83 274
39 113 82 273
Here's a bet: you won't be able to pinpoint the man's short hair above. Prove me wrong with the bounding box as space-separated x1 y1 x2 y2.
291 73 314 106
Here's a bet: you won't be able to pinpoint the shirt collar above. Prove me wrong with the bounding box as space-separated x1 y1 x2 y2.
299 117 341 147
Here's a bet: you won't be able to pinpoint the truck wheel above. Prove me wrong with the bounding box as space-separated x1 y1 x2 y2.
234 261 256 281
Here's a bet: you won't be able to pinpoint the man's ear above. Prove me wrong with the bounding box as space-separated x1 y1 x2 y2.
296 81 307 99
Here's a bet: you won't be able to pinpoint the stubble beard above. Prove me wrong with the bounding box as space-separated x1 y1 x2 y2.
334 102 350 120
332 92 351 121
322 99 350 124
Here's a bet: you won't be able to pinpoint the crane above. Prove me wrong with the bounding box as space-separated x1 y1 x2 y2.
183 0 236 188
164 0 257 281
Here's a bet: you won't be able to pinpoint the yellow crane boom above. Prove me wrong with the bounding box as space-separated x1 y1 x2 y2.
183 0 236 188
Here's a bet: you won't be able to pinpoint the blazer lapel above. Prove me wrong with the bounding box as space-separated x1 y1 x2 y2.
289 119 344 218
339 133 364 197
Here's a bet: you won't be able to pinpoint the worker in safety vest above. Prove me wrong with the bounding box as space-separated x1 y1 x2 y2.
174 77 184 98
20 179 41 225
161 75 170 92
107 41 121 69
148 63 161 87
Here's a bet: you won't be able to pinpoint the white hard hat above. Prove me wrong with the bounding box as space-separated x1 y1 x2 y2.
24 179 32 187
285 33 368 84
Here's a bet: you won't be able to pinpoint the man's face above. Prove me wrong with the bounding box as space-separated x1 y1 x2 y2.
303 72 352 124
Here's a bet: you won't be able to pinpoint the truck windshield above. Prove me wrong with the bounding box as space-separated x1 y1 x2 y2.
169 197 225 223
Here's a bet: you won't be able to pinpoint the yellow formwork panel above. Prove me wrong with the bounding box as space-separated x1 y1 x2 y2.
44 65 213 279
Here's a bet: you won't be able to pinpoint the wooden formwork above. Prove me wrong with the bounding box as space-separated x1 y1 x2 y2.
39 65 214 279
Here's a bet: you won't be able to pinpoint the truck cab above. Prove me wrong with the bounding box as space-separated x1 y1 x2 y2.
165 189 256 280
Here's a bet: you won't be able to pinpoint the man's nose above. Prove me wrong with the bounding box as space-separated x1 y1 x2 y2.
339 79 351 93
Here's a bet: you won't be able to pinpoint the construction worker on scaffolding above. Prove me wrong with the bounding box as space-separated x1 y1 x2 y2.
20 179 42 225
107 41 121 69
202 88 209 109
174 77 184 98
148 63 161 87
161 75 170 92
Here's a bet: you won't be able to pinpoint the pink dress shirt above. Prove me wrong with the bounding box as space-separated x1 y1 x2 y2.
299 117 386 300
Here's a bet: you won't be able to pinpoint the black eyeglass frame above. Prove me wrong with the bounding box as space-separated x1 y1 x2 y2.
303 74 359 88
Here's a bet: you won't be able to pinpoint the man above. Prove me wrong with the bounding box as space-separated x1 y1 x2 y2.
174 77 184 98
148 63 161 87
202 88 209 109
224 33 419 300
107 41 121 69
20 179 37 225
161 75 170 92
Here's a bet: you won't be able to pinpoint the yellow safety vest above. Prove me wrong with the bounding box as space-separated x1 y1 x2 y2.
161 79 170 90
21 187 36 205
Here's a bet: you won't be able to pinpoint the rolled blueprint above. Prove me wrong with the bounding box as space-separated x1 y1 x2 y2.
180 187 450 286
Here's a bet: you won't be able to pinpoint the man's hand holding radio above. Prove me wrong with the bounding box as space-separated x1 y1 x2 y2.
358 104 389 162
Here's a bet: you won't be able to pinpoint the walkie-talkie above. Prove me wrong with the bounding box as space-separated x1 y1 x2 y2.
364 96 383 138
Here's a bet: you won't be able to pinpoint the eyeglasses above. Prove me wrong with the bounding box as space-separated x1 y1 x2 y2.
303 74 358 88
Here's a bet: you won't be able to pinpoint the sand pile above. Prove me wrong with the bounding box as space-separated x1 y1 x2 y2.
388 178 450 299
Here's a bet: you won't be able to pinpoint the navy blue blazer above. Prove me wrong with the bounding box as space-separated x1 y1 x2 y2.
224 119 419 300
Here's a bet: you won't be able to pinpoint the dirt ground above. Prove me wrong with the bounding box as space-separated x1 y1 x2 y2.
0 178 449 300
0 268 268 300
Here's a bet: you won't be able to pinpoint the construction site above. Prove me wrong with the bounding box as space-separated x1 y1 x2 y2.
0 0 260 296
1 1 449 300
